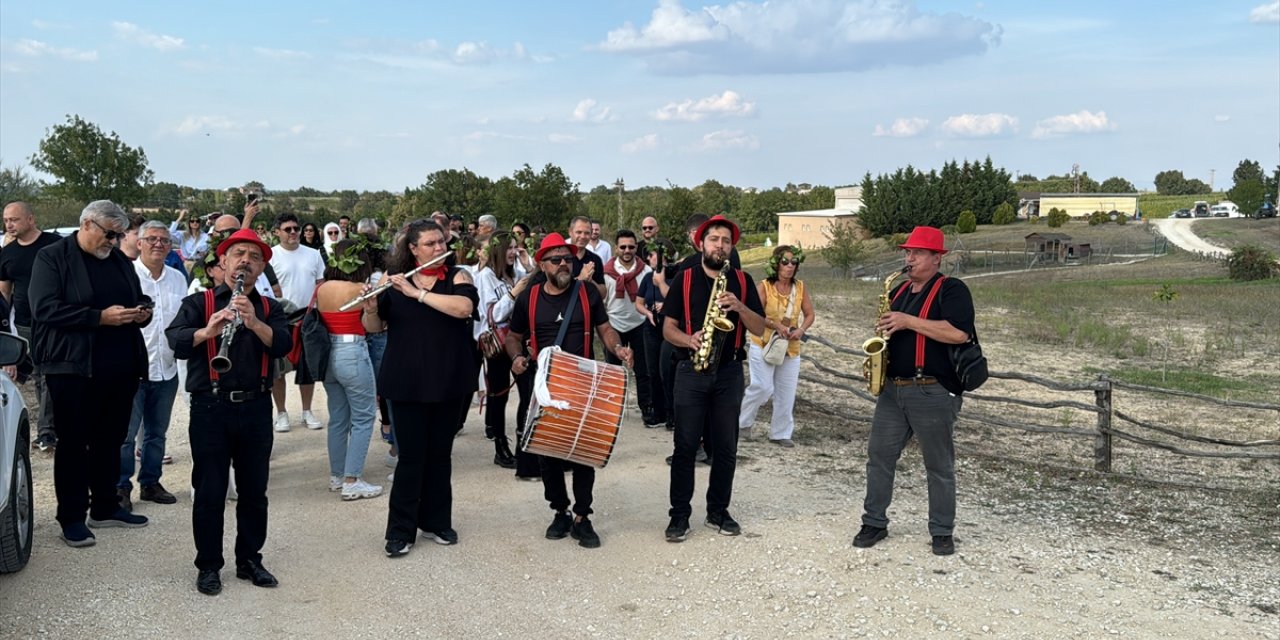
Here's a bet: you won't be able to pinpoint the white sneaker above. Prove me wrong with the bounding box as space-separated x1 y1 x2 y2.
387 472 395 482
385 452 398 468
341 479 383 501
273 412 291 432
303 410 323 430
329 476 343 492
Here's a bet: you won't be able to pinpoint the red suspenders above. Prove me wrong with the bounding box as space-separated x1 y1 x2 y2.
203 289 270 386
527 283 591 358
681 267 748 349
889 275 947 375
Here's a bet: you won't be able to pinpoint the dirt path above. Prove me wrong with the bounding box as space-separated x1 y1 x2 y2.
1 388 1275 639
1152 218 1229 256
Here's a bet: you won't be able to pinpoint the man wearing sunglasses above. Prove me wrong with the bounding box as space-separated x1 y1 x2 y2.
212 211 282 300
268 213 326 432
29 200 155 547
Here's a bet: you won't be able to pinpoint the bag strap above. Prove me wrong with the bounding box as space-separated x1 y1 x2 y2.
576 284 590 358
913 275 947 374
734 269 746 349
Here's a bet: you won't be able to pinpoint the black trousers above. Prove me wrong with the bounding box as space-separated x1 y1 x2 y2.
47 374 139 526
639 321 667 422
512 365 540 479
483 351 514 438
385 397 466 542
659 340 678 428
540 456 594 516
605 324 651 419
669 360 743 519
189 393 272 571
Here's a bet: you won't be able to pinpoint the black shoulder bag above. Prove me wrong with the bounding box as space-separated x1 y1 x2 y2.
950 333 988 392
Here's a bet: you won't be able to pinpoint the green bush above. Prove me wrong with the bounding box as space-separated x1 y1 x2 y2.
1046 208 1070 228
1087 210 1108 226
1226 245 1279 281
1115 212 1127 225
889 232 908 247
956 210 977 233
940 224 959 235
992 202 1016 225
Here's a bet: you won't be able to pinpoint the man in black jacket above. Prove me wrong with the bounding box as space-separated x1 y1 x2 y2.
166 228 292 596
29 200 152 548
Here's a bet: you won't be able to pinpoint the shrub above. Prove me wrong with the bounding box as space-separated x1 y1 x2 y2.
1115 211 1127 225
956 210 977 233
1046 208 1070 228
1226 245 1279 281
1087 210 1108 226
992 202 1016 225
821 219 870 276
890 232 908 247
940 224 959 235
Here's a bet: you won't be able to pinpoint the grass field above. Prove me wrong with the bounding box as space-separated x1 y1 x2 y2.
1138 192 1229 218
1190 218 1280 253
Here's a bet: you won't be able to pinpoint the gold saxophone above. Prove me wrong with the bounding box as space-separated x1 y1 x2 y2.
862 266 909 396
692 263 736 372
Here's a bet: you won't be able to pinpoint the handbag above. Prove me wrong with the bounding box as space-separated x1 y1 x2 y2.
477 287 511 359
950 335 989 392
300 298 330 381
761 283 797 366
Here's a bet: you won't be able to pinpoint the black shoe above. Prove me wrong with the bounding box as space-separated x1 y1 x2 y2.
705 510 741 536
196 569 222 596
88 508 148 529
235 559 279 587
570 518 601 549
931 535 955 556
117 487 133 513
665 516 691 543
853 525 888 548
385 539 413 557
140 483 178 505
665 421 675 432
664 455 673 466
424 529 458 545
493 437 517 469
59 523 96 548
35 435 56 454
696 447 711 465
545 511 573 540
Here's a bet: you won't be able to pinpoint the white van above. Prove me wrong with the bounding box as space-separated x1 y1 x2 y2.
1210 201 1241 218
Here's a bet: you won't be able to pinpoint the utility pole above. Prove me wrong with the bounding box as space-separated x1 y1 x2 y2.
1072 163 1081 193
1209 169 1215 192
613 178 625 230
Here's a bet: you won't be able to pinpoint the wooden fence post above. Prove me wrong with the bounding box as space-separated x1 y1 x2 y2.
1094 374 1113 472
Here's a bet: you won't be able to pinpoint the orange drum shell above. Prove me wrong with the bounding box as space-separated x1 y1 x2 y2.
522 351 628 468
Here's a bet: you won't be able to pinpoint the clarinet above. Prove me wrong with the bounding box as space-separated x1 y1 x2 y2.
209 274 246 373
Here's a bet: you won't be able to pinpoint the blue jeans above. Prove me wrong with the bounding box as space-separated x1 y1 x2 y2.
119 376 179 490
323 336 377 478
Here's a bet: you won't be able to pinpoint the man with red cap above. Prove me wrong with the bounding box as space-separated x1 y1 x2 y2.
852 225 975 557
661 215 765 542
505 232 632 549
166 228 293 595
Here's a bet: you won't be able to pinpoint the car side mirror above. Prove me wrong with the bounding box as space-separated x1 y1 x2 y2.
0 332 29 367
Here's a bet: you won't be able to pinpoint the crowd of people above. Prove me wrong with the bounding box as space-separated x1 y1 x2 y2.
0 195 976 595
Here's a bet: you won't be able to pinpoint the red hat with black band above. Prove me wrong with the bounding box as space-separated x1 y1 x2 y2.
534 232 579 262
216 228 274 262
693 214 741 246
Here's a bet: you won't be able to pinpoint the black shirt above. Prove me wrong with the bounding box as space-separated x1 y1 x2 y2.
86 251 141 377
375 267 479 402
885 273 976 395
662 264 764 368
509 281 609 359
0 231 62 326
166 284 292 393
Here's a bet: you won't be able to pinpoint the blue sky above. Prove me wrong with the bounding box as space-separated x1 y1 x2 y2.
1 1 1277 194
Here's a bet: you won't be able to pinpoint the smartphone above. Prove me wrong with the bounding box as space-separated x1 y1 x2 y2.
247 193 259 204
138 301 155 310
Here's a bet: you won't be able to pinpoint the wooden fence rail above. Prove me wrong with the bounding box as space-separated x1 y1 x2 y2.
799 335 1280 472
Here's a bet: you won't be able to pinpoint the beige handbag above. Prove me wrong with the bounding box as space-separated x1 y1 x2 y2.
761 284 797 366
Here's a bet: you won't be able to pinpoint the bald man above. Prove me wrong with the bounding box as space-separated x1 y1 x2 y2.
211 208 281 299
0 201 64 451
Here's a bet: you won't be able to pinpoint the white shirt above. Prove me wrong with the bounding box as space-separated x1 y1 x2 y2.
168 221 210 261
269 244 326 311
134 260 188 381
589 238 613 264
602 257 650 333
474 266 517 341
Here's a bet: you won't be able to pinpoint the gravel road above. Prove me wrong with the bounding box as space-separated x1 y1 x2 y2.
1 388 1275 639
1151 218 1229 256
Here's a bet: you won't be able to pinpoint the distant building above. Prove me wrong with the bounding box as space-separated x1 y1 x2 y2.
776 186 862 249
1034 193 1139 218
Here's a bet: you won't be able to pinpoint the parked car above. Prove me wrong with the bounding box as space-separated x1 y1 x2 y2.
1210 205 1229 217
1255 202 1277 219
1192 201 1211 217
1172 208 1192 218
0 333 32 573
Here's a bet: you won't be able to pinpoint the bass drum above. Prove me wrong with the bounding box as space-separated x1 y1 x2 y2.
520 348 627 468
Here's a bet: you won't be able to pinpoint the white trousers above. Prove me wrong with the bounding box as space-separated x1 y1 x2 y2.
738 342 801 440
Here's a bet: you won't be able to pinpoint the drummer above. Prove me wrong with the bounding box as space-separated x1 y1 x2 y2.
506 233 633 549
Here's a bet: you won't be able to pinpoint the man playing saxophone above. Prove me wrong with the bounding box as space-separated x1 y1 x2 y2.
661 215 765 542
853 226 974 557
166 229 292 595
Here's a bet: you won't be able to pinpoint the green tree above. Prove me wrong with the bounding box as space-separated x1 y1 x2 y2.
1046 208 1070 227
1226 245 1278 281
956 210 977 233
1185 178 1211 194
1154 170 1189 195
337 189 359 212
992 202 1016 225
1232 159 1264 187
0 162 41 204
1229 179 1266 214
29 114 154 206
1099 176 1136 192
822 219 871 277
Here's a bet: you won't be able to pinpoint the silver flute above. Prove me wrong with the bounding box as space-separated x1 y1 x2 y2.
339 252 450 312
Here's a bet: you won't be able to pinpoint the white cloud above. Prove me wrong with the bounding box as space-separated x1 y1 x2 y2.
1249 2 1279 23
690 129 759 151
548 133 580 144
253 47 311 60
939 113 1018 137
1214 114 1231 122
597 0 1000 75
354 38 541 68
873 117 929 137
571 99 615 123
1031 110 1116 139
621 134 661 153
454 41 494 64
165 116 305 138
11 39 97 61
169 115 237 136
111 21 184 52
653 90 756 122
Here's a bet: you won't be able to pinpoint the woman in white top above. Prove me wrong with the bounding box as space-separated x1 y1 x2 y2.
473 233 532 471
322 222 343 257
169 212 210 268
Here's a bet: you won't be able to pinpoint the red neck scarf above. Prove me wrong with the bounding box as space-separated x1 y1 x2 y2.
418 264 448 281
603 258 641 299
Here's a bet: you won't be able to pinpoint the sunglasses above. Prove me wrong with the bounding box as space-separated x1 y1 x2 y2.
141 237 173 246
279 226 300 234
89 218 125 241
542 256 571 265
642 226 655 231
327 231 340 236
617 245 637 251
779 258 800 266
